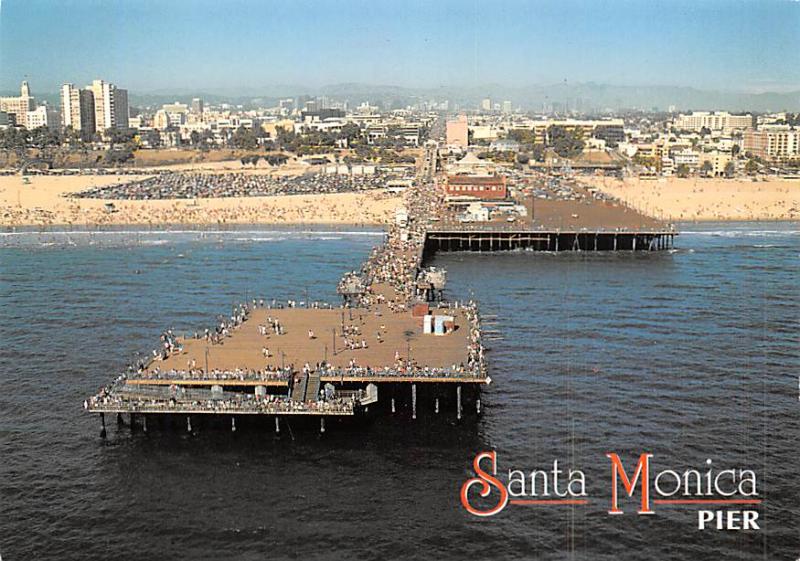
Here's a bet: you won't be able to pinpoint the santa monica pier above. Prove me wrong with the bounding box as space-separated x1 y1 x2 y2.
84 144 675 435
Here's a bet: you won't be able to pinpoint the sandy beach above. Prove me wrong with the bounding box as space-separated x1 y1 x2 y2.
582 176 800 221
0 174 402 227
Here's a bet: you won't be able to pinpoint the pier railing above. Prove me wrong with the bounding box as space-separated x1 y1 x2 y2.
428 222 676 234
134 368 291 383
87 387 359 416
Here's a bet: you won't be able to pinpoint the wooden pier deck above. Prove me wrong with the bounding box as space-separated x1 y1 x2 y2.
135 292 482 386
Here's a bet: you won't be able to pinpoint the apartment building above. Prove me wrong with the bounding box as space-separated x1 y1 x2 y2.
743 126 799 160
674 111 753 133
25 104 59 129
61 84 96 133
90 80 129 132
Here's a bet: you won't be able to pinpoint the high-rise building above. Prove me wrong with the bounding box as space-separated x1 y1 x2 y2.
446 115 469 147
481 97 492 112
0 81 35 125
191 97 204 115
61 84 96 133
90 79 129 132
502 100 512 114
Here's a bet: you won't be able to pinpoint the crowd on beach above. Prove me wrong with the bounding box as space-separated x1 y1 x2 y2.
69 171 390 200
1 192 397 228
0 168 157 177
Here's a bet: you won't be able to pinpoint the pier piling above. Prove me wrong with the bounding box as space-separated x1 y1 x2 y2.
275 416 280 434
435 397 439 414
457 385 462 420
412 384 417 420
320 417 326 434
186 416 192 433
99 413 106 438
142 415 147 433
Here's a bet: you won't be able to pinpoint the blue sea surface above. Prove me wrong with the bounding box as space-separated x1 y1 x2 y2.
0 222 798 560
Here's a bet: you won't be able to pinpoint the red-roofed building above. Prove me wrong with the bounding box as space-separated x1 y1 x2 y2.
444 175 507 200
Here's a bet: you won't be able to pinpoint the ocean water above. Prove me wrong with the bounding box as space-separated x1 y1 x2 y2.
0 222 798 560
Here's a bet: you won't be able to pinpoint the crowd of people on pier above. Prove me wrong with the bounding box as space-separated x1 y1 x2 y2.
85 389 357 415
69 171 389 200
191 303 251 345
340 323 369 351
257 316 285 337
144 366 291 383
315 361 482 380
343 179 446 308
157 330 181 360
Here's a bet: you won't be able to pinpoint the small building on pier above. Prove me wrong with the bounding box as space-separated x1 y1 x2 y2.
444 174 508 200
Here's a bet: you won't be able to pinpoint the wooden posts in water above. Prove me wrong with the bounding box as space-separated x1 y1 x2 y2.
231 416 236 432
116 413 124 426
411 383 417 420
99 413 106 438
142 415 147 433
391 397 396 414
476 398 481 415
423 229 675 257
186 415 192 433
435 397 439 414
320 417 326 434
275 416 280 434
457 385 462 420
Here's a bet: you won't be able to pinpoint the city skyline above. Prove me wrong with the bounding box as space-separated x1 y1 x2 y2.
1 0 799 94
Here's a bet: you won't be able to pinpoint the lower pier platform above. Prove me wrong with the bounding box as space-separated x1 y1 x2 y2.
85 293 488 434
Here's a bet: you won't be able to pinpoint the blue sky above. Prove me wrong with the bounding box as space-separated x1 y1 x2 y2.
1 0 798 93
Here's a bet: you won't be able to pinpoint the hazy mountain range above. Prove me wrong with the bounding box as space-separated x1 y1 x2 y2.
5 82 800 113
